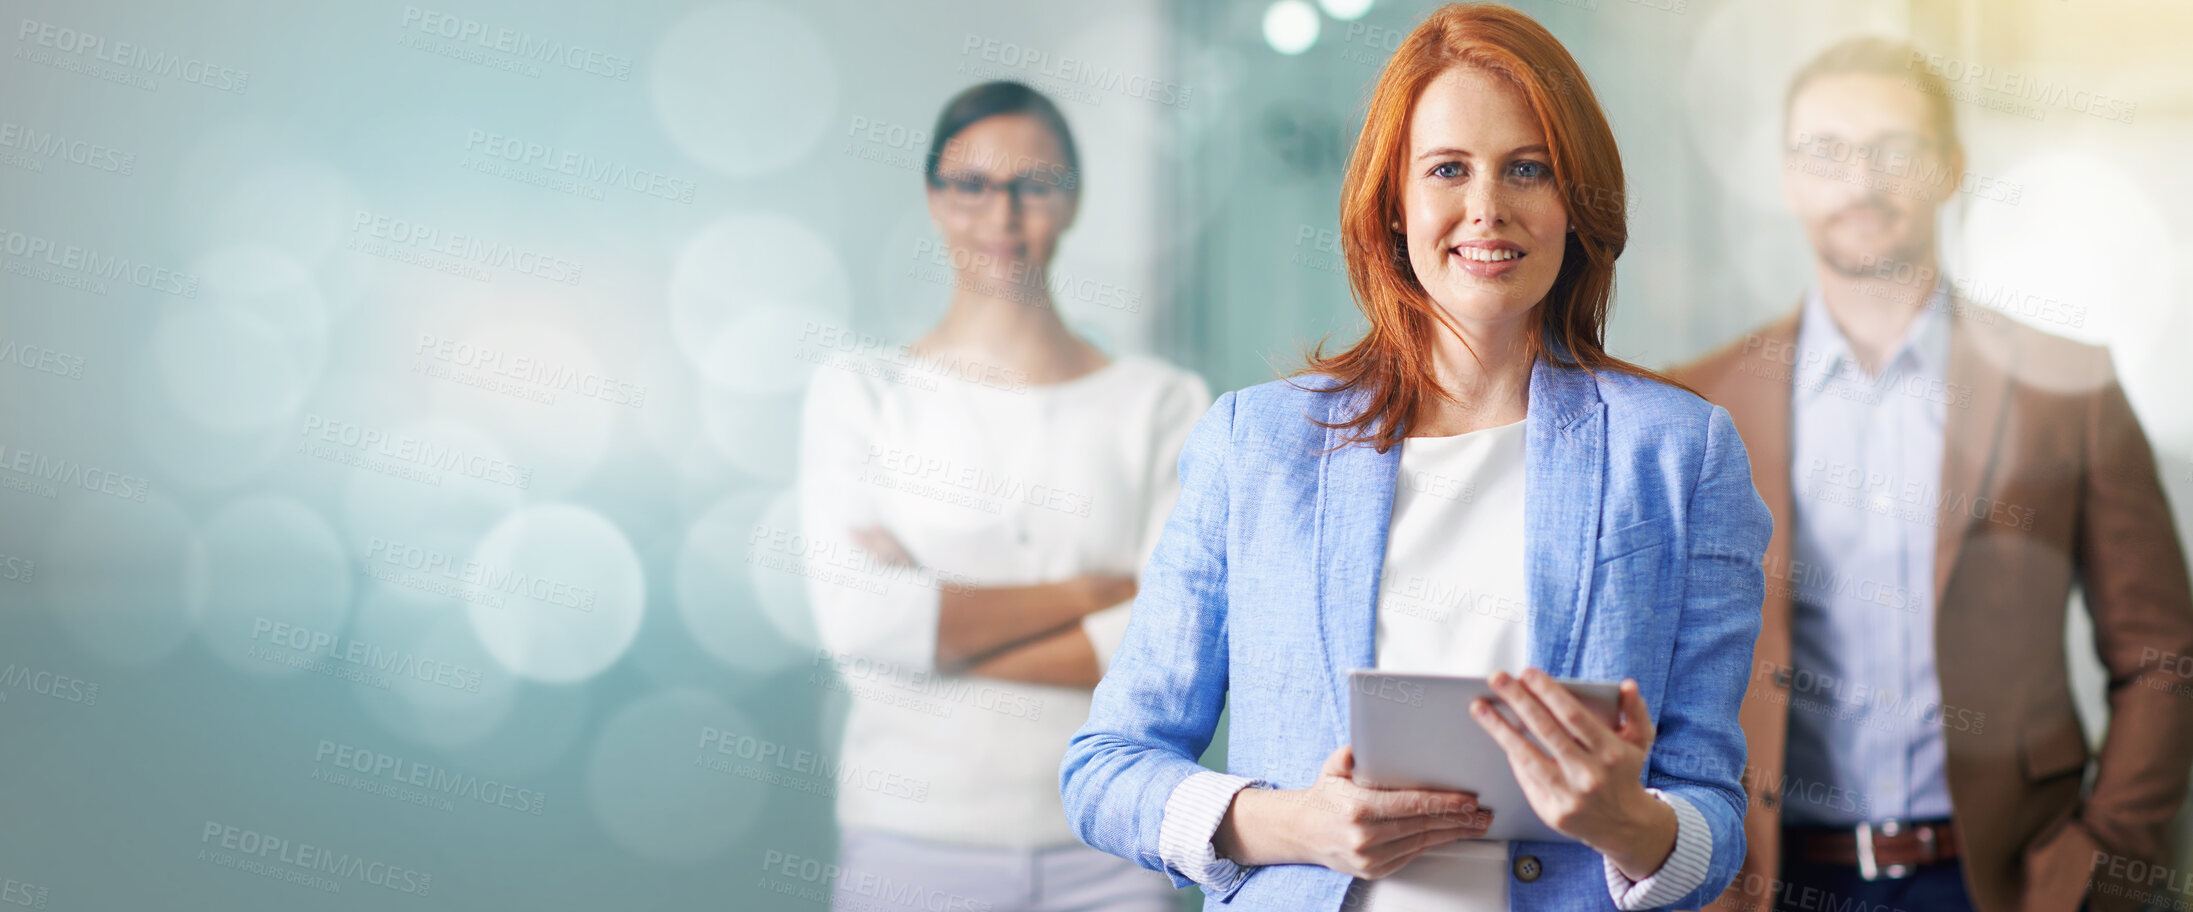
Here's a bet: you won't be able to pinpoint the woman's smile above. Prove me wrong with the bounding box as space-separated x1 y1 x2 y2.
1449 239 1528 278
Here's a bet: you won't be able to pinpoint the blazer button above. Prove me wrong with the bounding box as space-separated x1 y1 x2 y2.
1513 854 1542 883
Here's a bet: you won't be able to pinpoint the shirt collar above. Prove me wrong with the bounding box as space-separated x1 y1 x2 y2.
1794 280 1951 401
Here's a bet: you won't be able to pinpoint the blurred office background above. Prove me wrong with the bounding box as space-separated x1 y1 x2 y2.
1 0 2187 908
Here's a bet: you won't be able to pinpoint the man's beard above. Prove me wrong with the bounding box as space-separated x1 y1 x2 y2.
1814 204 1930 279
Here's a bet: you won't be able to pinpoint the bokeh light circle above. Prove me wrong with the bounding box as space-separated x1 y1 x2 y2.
335 417 527 554
153 244 330 434
350 588 522 750
668 214 850 395
1263 0 1322 55
1960 152 2173 388
676 488 819 676
464 504 646 683
1319 0 1374 21
650 2 839 176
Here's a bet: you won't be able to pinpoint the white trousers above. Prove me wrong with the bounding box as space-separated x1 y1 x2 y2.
831 828 1177 912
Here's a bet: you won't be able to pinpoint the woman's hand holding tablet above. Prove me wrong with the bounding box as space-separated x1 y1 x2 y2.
1471 669 1679 880
1212 744 1494 880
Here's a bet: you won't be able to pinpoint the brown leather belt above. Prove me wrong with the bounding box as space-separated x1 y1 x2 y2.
1785 819 1959 881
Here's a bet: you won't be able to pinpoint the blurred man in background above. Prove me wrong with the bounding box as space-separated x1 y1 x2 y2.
1676 36 2193 912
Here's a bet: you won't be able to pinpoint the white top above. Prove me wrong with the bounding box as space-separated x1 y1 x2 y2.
1158 418 1713 909
1351 419 1534 911
797 351 1211 848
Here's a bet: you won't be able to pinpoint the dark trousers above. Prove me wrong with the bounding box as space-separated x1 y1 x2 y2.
1773 851 1978 912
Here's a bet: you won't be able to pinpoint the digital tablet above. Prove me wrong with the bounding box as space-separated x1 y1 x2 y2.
1348 670 1623 844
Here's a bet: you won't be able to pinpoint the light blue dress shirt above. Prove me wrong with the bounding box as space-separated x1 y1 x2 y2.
1782 283 1956 825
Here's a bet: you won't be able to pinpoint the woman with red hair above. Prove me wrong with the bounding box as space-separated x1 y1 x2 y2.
1061 4 1768 910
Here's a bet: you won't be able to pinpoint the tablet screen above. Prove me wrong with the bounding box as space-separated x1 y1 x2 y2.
1348 671 1622 844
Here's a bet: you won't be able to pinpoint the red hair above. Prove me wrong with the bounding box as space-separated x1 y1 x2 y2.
1301 2 1682 451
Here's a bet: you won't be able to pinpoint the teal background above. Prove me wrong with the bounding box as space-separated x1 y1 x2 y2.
2 0 2189 909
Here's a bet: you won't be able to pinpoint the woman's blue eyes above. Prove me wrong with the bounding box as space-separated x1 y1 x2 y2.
1428 160 1552 182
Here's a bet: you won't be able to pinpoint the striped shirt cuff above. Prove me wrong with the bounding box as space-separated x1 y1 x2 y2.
1604 788 1712 910
1158 771 1266 890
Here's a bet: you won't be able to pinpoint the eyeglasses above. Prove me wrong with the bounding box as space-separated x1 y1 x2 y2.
928 172 1073 211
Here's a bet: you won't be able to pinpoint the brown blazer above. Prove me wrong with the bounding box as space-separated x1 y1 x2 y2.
1673 305 2193 912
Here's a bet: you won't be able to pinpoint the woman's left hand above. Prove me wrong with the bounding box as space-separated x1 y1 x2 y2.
1471 669 1678 881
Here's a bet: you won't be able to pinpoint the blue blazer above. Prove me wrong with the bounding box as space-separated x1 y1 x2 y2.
1060 357 1771 911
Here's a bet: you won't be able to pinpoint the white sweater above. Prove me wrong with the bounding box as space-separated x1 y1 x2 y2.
796 351 1210 848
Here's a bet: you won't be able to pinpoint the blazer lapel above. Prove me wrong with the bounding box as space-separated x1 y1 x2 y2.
1933 308 2017 605
1314 387 1399 732
1525 357 1605 676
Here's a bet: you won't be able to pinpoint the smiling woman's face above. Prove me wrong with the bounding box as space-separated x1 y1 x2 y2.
926 113 1077 285
1399 65 1569 335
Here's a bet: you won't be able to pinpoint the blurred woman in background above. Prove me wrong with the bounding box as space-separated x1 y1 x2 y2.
798 81 1210 912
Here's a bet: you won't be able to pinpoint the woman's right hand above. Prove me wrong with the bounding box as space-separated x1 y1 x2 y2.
1212 744 1491 879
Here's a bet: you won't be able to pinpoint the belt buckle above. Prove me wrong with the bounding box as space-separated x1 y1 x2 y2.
1853 819 1914 881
